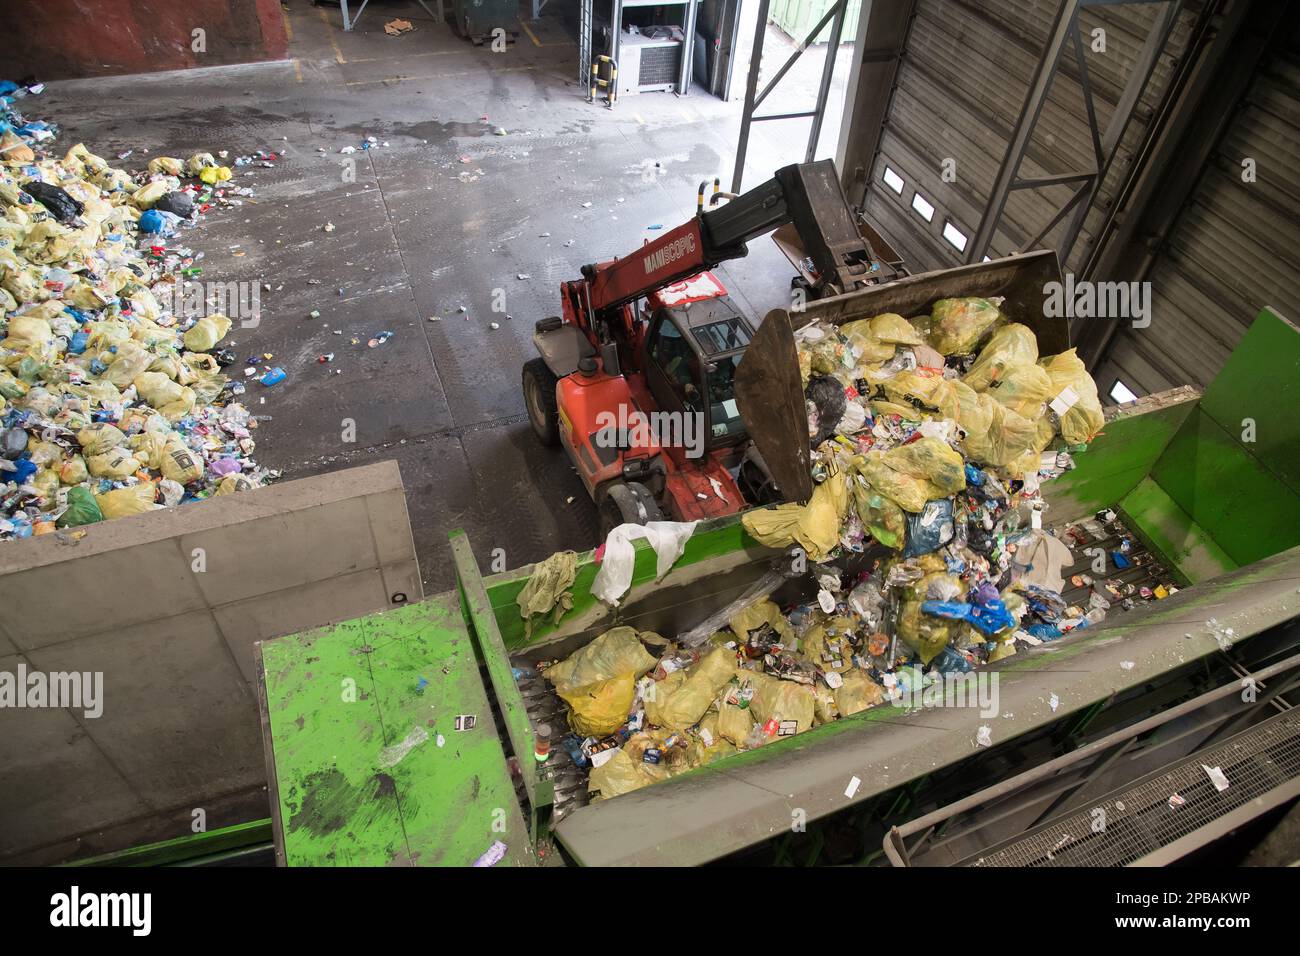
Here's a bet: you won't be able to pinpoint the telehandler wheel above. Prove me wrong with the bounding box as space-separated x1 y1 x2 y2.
522 358 560 446
597 481 663 542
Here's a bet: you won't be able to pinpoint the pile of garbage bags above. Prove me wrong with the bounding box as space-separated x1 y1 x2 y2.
535 295 1115 801
0 81 275 539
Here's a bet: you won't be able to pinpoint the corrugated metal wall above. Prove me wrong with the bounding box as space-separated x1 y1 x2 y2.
858 0 1200 275
1096 31 1300 395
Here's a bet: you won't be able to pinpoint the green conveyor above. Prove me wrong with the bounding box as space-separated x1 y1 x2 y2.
249 305 1300 867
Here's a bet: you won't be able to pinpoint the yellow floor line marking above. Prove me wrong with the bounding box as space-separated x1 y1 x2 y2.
518 18 543 47
282 5 295 42
347 49 472 64
345 65 541 87
319 7 347 64
294 58 303 83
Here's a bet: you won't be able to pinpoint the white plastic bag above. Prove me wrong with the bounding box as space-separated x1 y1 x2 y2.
592 521 699 606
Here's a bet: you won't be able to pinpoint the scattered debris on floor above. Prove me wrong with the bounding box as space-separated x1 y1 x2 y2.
0 80 277 539
384 18 415 36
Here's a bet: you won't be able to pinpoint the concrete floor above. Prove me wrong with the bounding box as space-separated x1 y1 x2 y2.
36 0 853 592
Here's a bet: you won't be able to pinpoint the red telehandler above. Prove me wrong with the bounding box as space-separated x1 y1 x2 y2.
522 160 901 539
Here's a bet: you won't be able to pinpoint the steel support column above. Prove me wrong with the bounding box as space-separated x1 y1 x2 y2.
731 0 849 192
966 0 1080 262
968 0 1185 267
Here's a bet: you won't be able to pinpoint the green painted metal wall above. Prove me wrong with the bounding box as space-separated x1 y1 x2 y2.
769 0 860 45
1132 308 1300 582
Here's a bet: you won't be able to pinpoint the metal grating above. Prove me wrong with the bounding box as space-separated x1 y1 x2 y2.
970 708 1300 866
514 666 591 825
638 45 682 88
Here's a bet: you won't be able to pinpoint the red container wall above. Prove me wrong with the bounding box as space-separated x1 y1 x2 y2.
8 0 290 81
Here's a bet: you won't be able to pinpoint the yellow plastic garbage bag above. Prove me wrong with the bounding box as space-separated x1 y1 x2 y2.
839 318 896 363
962 401 1042 468
160 434 204 485
880 368 959 415
655 647 736 731
76 421 127 456
182 314 232 352
62 278 110 310
928 297 1003 355
588 748 657 801
85 318 131 352
127 431 167 469
147 157 185 176
188 367 227 405
935 380 991 439
885 436 966 494
1003 417 1057 478
750 671 816 736
741 467 849 560
133 371 195 421
544 626 657 694
94 482 158 519
728 599 794 645
0 368 29 400
131 181 170 209
868 311 925 346
87 447 141 480
515 549 578 637
896 570 965 664
643 670 688 727
558 673 636 738
100 341 154 388
215 473 256 495
813 684 839 724
801 616 857 673
198 165 232 185
983 362 1055 418
963 323 1039 390
0 129 35 166
850 470 907 549
1040 349 1106 444
840 312 921 362
58 454 88 486
716 698 755 746
834 669 887 716
187 153 218 176
856 454 930 513
688 729 737 768
856 437 965 513
806 336 853 376
1 313 54 351
30 467 60 501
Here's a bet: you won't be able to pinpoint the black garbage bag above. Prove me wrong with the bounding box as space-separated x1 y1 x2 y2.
807 373 846 448
21 182 84 223
1 427 28 460
154 190 194 218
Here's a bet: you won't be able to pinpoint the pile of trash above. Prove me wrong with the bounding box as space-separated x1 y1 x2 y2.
532 295 1126 801
0 80 276 539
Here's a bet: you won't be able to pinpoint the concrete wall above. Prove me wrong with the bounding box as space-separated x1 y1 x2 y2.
8 0 290 81
0 460 422 863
